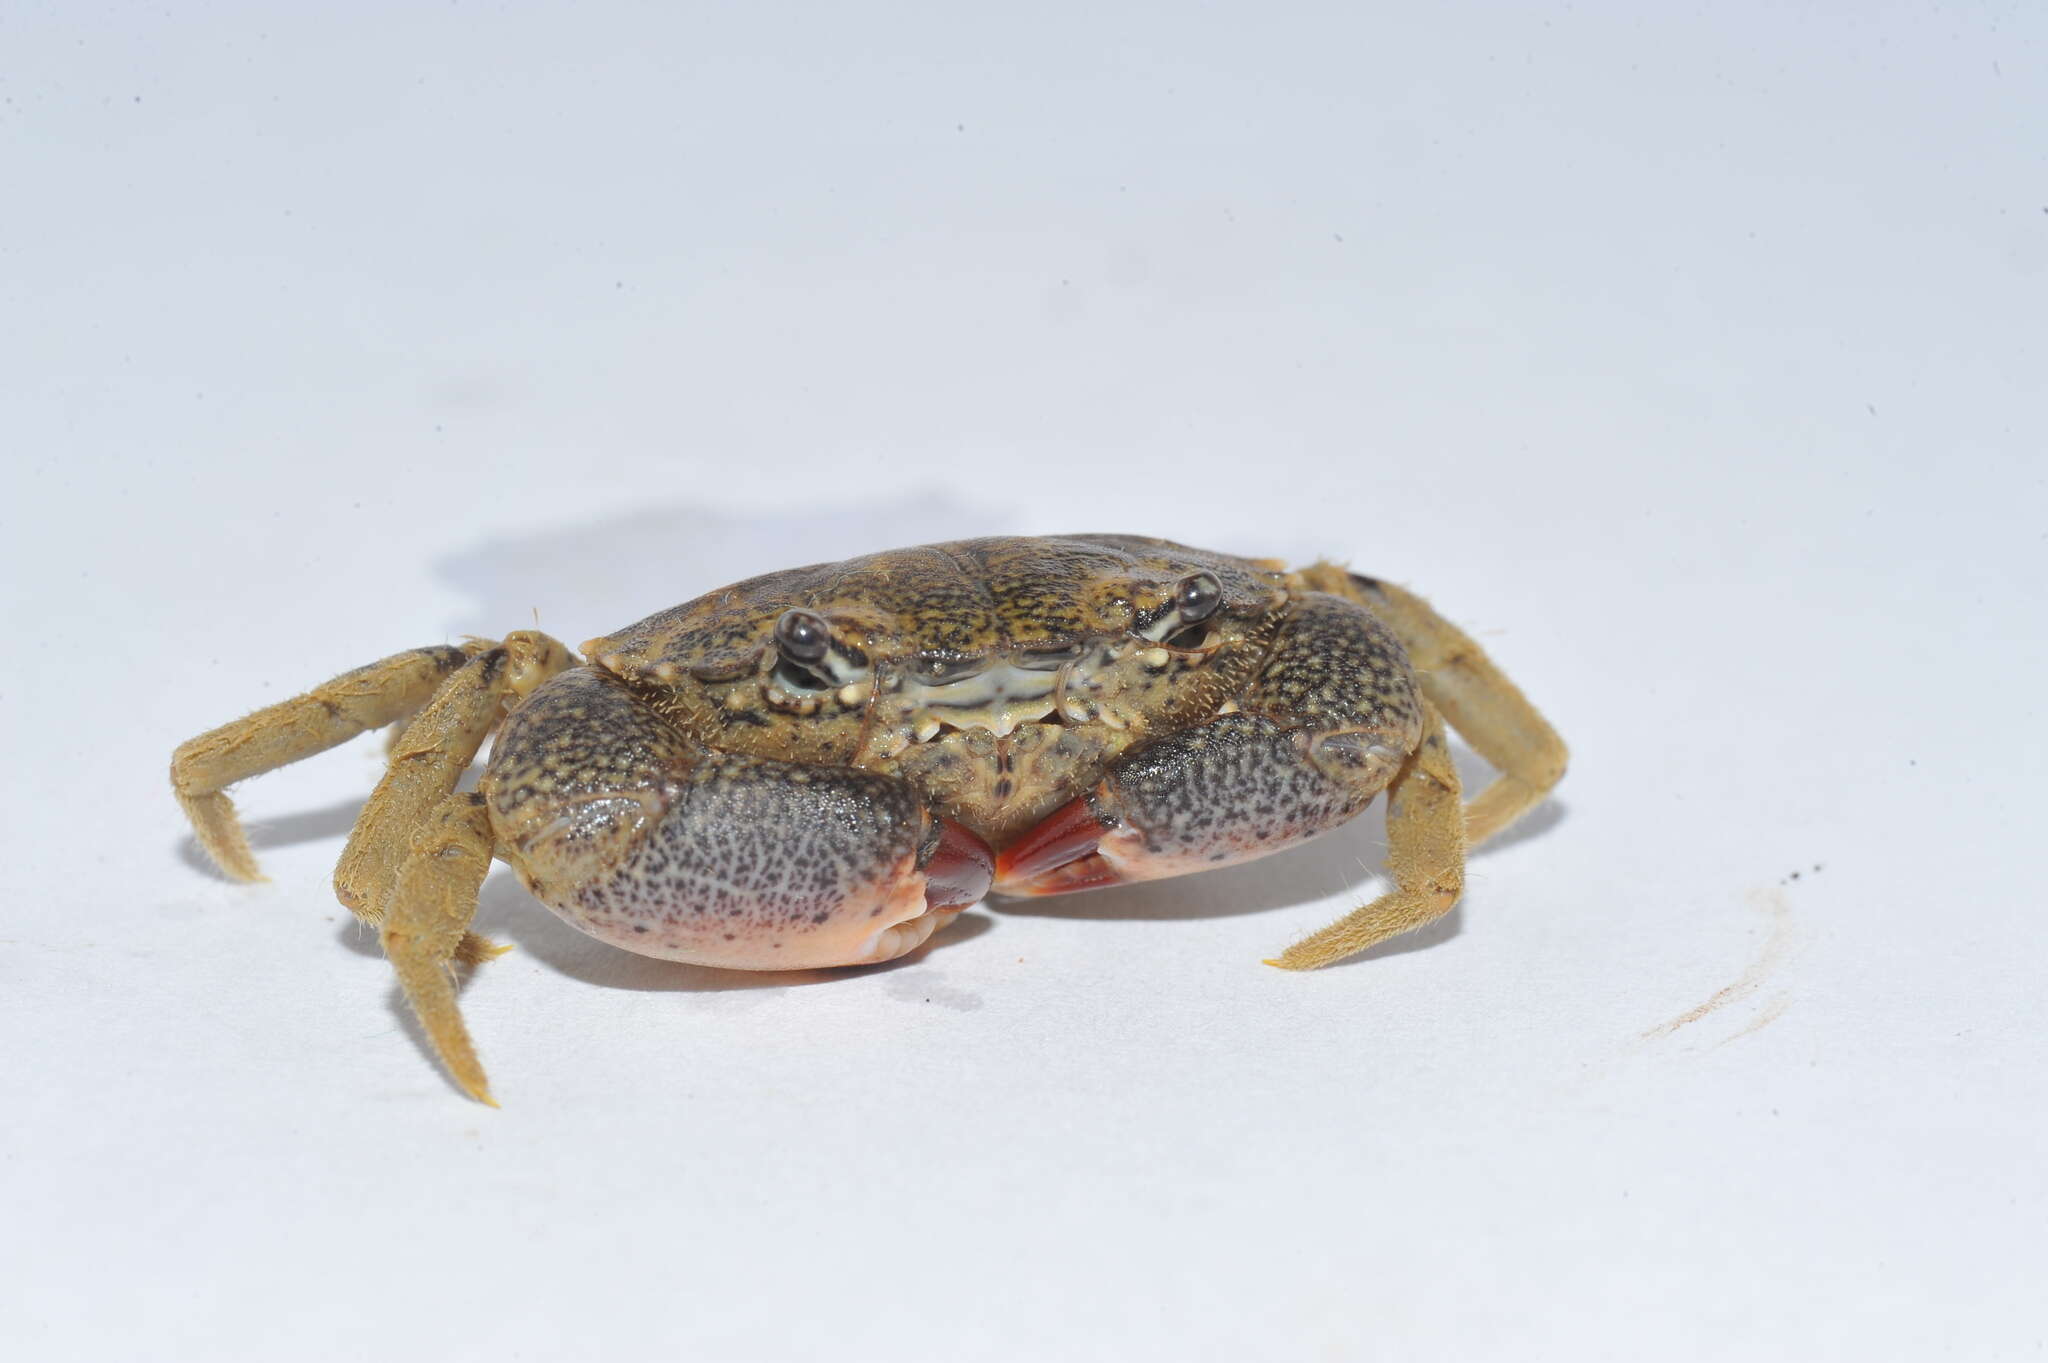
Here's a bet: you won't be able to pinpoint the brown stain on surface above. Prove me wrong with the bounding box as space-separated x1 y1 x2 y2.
1717 991 1792 1046
1642 888 1796 1040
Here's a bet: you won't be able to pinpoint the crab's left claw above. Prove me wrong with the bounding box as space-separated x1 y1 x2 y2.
995 716 1406 897
995 791 1132 894
995 783 1213 896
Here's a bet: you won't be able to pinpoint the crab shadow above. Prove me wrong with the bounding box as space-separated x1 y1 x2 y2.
174 798 366 882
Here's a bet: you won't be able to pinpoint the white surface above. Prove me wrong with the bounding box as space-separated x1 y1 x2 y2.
5 4 2044 1359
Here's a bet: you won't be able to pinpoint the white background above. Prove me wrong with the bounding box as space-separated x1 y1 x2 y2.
5 3 2043 1359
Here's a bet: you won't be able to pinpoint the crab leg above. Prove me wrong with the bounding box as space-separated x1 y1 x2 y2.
383 792 502 1104
331 631 572 930
1265 702 1465 968
1314 568 1568 846
330 633 567 1103
171 642 492 881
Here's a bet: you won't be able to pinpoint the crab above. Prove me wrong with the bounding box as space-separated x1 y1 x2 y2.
172 535 1566 1103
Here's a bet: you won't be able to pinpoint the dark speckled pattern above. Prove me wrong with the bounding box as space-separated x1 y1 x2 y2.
485 667 932 966
584 534 1288 677
577 533 1292 797
489 669 687 824
1091 591 1425 873
1104 715 1368 866
571 749 925 963
1240 592 1421 740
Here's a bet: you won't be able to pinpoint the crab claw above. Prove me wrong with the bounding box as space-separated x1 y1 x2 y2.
493 671 997 971
998 714 1399 897
923 816 998 910
846 814 994 966
995 790 1136 896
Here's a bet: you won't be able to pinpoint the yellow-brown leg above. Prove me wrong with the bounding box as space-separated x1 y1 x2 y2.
172 643 493 881
332 631 572 934
1311 568 1568 846
1266 701 1465 969
383 792 502 1104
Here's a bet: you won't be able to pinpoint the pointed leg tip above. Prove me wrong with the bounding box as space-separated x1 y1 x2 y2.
1265 946 1330 971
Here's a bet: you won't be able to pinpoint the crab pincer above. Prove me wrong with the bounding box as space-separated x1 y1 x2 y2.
995 713 1411 897
996 793 1126 893
489 669 994 972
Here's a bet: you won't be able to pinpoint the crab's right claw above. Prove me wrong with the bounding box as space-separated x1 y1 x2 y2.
922 816 998 911
493 667 995 971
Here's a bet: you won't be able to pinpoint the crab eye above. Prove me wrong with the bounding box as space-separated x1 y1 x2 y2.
774 609 832 665
1175 572 1222 623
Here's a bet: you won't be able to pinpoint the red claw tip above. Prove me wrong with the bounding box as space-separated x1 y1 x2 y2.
995 797 1121 895
922 818 996 910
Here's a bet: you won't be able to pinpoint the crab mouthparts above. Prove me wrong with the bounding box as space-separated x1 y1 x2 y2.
892 660 1063 745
